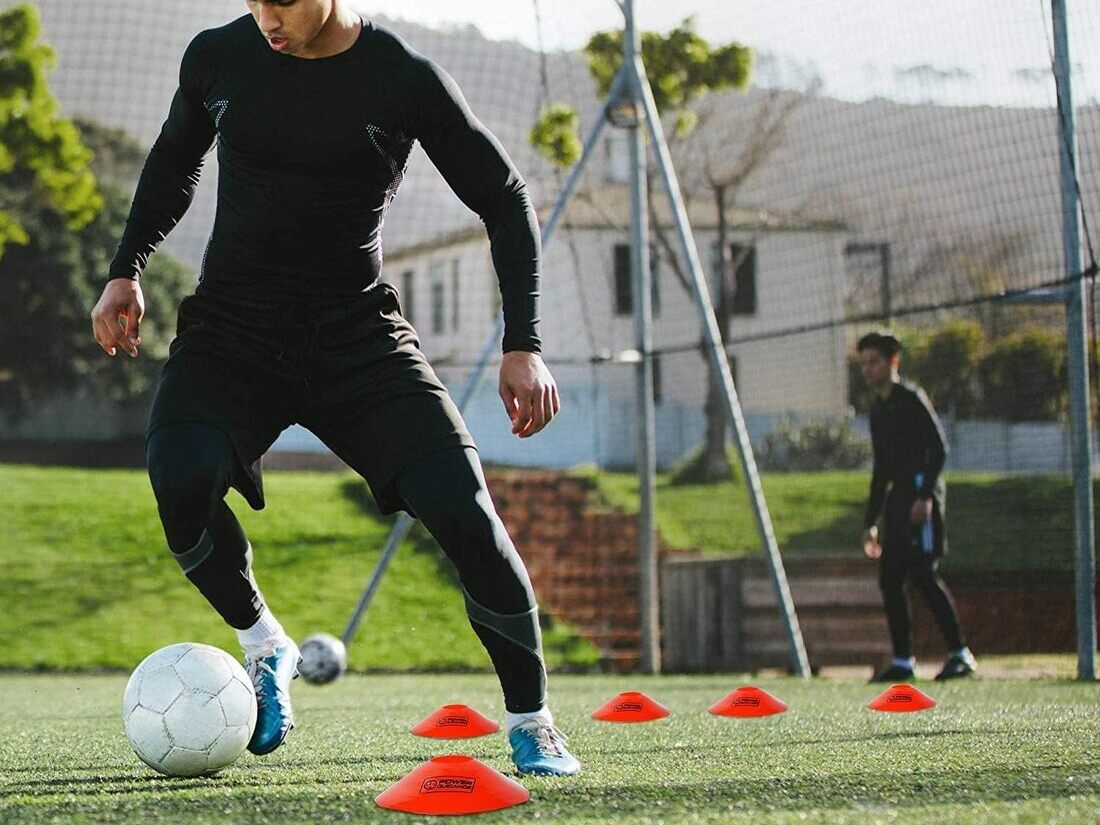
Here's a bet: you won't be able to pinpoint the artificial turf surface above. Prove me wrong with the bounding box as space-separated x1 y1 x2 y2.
2 669 1098 824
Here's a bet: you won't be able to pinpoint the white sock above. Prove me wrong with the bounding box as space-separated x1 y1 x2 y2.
893 656 916 670
505 705 554 734
953 646 974 660
236 609 288 656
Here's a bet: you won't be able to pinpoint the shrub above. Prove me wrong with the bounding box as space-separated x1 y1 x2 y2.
758 415 872 472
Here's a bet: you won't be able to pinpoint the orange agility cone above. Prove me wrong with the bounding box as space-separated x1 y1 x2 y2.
410 704 501 739
592 691 670 722
375 754 529 815
709 685 788 718
867 683 937 713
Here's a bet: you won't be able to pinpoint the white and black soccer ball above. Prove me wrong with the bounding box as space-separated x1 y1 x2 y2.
122 643 257 777
298 632 348 685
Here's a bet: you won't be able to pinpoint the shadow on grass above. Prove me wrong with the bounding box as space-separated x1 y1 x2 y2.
6 762 1097 823
581 727 975 758
777 474 1076 573
2 752 430 797
527 762 1100 813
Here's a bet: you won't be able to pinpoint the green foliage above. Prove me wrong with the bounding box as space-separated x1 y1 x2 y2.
906 320 985 418
758 415 871 472
529 18 752 165
584 19 752 119
0 121 191 421
849 321 1068 422
0 4 103 259
529 103 582 168
979 328 1065 421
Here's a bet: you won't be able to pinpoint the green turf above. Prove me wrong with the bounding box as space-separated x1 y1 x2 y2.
0 464 598 671
2 667 1098 824
587 469 1076 571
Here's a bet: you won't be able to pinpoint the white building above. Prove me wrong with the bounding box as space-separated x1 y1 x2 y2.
373 183 849 470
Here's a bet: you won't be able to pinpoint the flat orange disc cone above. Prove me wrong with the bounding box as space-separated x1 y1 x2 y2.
867 683 937 713
591 691 670 722
375 754 529 815
709 685 788 718
410 704 501 739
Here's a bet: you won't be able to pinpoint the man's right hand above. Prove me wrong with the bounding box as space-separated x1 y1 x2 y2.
91 278 145 358
862 525 882 559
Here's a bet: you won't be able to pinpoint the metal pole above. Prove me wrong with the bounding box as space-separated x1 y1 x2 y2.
635 51 811 677
341 74 625 648
623 0 661 674
1052 0 1096 682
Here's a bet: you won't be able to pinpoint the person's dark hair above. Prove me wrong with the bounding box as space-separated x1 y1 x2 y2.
857 330 902 358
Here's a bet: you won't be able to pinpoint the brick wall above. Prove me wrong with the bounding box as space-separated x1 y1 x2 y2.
485 470 650 672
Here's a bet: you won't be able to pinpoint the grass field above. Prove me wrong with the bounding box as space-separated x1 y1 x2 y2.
0 465 597 671
0 464 1080 670
588 469 1076 571
2 666 1099 824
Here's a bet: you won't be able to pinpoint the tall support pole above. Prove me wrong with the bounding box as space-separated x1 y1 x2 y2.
342 71 625 649
624 0 661 674
634 52 811 677
1052 0 1096 682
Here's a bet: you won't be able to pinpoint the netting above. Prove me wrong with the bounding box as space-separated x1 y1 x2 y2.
2 0 1097 673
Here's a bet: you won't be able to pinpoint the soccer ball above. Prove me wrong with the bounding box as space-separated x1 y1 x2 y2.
298 632 348 685
122 643 257 777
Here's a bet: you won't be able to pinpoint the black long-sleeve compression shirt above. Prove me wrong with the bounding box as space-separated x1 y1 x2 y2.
108 14 541 352
864 380 949 528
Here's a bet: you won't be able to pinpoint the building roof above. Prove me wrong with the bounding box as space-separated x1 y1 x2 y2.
386 183 846 261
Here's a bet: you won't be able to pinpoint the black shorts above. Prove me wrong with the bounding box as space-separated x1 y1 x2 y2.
881 483 947 562
147 282 475 514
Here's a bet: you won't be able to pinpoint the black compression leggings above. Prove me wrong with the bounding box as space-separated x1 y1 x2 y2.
146 423 546 712
878 551 964 659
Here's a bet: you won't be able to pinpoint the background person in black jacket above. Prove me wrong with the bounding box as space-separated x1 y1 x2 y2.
858 331 977 682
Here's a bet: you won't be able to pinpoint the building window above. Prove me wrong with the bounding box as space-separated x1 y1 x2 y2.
652 353 663 404
401 270 415 325
729 244 757 316
451 259 460 332
430 262 446 335
613 243 662 317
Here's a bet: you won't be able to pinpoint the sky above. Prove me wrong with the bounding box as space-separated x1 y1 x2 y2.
355 0 1099 107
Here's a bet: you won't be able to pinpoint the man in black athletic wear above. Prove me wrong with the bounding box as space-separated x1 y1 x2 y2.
858 331 977 683
89 0 580 776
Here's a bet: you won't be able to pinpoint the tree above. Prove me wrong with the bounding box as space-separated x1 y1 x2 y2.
0 117 192 421
0 4 102 260
673 86 814 479
978 329 1065 422
906 320 985 418
531 17 813 480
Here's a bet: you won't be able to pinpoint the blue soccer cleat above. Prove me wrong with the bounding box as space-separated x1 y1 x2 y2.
509 720 581 777
245 639 300 755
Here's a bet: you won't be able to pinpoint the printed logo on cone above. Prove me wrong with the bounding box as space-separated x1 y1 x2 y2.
410 703 501 738
709 686 788 718
375 754 529 815
867 683 937 712
592 691 670 722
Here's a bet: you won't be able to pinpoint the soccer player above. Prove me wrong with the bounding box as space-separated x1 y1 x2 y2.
89 0 579 776
857 331 977 683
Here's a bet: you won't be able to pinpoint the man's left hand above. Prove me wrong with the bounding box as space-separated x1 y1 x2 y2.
909 497 933 525
499 351 560 438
